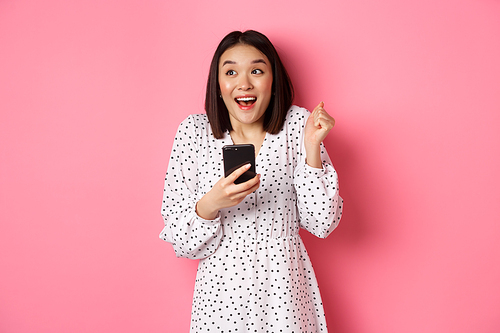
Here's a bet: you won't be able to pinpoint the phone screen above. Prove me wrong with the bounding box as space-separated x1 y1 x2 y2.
223 144 256 184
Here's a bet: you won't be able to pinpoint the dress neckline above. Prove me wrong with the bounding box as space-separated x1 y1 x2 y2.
225 130 268 159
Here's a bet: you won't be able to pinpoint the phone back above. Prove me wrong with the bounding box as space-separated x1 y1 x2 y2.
223 144 256 184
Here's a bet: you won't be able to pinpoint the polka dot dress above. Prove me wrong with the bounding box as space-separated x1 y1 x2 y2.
160 106 343 333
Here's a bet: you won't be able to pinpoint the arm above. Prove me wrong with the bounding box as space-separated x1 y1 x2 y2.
294 145 343 238
196 163 260 220
159 116 223 259
160 116 261 258
294 104 343 238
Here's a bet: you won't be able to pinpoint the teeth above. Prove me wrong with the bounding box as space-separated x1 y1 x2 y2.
236 97 256 102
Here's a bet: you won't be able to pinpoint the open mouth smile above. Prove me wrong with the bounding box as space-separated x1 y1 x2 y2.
235 96 257 107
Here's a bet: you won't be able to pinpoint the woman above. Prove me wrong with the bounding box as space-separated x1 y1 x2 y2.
160 30 343 332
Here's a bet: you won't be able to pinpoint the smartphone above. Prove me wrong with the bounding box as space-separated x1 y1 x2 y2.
223 144 256 184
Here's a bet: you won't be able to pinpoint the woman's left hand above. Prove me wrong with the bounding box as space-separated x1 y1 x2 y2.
303 102 335 168
304 102 335 147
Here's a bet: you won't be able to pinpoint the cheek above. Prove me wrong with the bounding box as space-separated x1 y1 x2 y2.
261 75 273 92
218 78 232 96
261 78 273 97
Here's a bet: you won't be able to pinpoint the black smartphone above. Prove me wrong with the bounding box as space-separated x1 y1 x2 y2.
223 144 256 184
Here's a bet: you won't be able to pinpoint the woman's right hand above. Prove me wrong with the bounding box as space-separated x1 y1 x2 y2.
195 164 261 220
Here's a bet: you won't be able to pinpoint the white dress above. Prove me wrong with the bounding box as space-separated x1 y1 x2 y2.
160 106 343 333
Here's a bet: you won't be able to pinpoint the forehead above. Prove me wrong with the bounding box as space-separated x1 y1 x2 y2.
219 44 269 67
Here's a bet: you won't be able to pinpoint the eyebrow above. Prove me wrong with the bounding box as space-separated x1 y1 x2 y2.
221 59 268 66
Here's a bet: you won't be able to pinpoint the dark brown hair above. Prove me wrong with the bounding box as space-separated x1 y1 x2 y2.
205 30 294 139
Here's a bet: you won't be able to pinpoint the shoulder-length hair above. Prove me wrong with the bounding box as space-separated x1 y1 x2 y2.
205 30 294 139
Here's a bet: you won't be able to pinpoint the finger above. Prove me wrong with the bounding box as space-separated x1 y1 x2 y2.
316 106 334 122
314 101 324 112
234 173 260 191
314 116 321 127
314 111 326 127
231 175 261 199
226 163 252 182
246 180 261 194
317 118 335 135
320 121 334 133
317 110 335 123
317 110 335 124
313 102 326 125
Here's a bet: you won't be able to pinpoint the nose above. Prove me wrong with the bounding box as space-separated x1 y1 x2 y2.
237 74 253 91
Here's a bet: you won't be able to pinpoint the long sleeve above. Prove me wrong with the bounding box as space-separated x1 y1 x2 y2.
159 116 223 259
293 109 343 238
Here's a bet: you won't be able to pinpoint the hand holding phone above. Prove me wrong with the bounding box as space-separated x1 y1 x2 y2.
196 145 259 220
223 144 256 184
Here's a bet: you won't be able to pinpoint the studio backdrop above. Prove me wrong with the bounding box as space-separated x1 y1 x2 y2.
1 0 499 332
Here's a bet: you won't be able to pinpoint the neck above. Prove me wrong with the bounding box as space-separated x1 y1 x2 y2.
229 116 265 142
230 127 266 143
229 122 267 156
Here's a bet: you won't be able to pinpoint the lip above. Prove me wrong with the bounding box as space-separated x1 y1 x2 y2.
234 95 257 110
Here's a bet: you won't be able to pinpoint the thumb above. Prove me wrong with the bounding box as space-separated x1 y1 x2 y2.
227 163 252 183
315 101 324 110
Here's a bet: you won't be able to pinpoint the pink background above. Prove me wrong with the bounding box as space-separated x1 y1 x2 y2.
1 0 499 332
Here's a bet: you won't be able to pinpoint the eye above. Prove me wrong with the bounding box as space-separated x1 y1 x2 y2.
225 70 237 76
252 69 263 75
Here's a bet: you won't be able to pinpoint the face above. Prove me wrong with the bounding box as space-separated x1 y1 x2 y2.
218 44 273 129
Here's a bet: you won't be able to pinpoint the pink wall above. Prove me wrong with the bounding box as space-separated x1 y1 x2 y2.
1 0 499 332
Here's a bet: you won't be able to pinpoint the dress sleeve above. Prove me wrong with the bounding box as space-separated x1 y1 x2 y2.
159 116 223 259
293 110 343 238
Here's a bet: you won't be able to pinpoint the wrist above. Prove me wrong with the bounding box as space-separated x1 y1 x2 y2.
305 143 322 168
196 195 219 220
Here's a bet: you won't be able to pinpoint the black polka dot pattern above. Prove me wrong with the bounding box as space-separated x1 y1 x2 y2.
160 106 343 332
